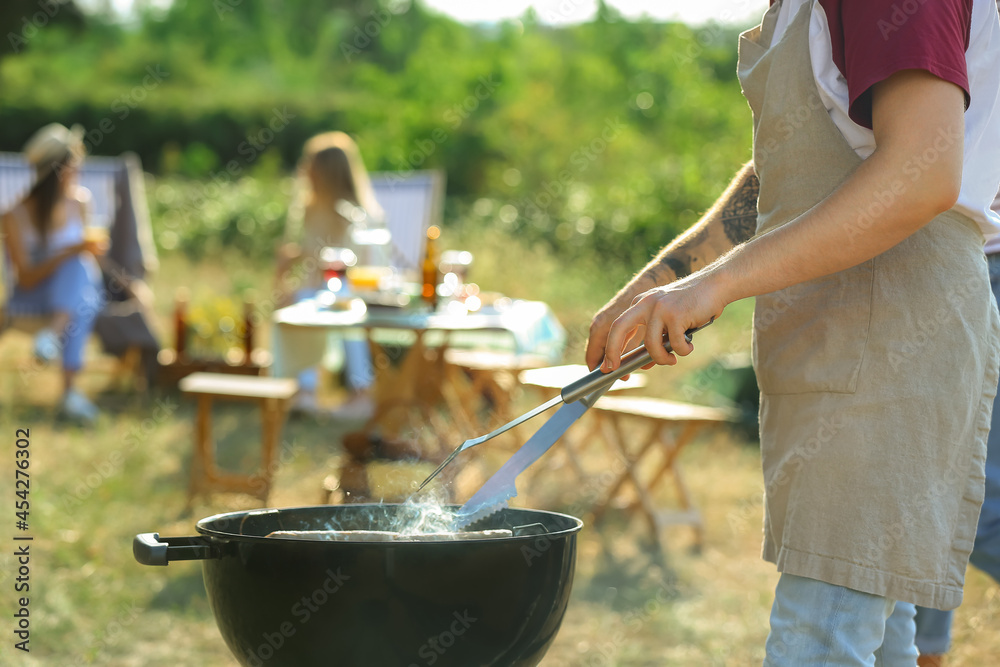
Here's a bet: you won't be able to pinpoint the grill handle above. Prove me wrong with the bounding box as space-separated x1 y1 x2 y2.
133 533 218 566
561 332 694 404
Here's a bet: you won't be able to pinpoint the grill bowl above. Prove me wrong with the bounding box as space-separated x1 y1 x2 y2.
135 504 582 667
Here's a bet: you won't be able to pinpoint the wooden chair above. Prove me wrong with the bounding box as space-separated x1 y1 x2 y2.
180 372 297 507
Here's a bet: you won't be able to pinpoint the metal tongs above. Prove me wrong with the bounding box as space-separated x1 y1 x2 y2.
415 319 714 496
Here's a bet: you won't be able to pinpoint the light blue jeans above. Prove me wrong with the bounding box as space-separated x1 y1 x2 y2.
7 254 102 372
297 339 373 393
911 253 1000 655
765 574 918 666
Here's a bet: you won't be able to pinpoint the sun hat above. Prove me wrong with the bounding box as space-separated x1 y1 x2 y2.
23 123 85 178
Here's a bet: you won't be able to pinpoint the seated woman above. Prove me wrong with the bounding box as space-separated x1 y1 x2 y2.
1 123 106 423
277 131 386 416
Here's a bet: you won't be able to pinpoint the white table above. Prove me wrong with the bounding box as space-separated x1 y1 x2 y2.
271 296 567 443
270 297 567 379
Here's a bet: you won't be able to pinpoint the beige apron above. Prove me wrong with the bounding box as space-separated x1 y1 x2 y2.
738 0 1000 609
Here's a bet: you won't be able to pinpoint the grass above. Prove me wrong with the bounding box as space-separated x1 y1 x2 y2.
0 239 997 665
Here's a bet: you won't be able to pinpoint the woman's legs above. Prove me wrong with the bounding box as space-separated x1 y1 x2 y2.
47 254 103 387
343 338 374 392
7 254 102 420
288 289 374 414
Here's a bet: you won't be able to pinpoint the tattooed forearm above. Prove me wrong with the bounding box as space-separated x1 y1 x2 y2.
616 162 758 301
720 171 759 245
656 222 712 280
662 257 690 280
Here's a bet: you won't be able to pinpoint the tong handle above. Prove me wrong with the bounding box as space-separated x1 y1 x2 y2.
561 320 711 404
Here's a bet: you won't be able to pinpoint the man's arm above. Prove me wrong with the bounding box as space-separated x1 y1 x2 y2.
600 69 964 371
585 162 758 370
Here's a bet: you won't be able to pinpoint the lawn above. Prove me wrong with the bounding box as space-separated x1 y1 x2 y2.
0 246 997 666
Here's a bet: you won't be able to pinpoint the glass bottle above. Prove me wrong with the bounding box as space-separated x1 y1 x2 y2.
421 225 441 308
174 287 190 362
242 294 255 366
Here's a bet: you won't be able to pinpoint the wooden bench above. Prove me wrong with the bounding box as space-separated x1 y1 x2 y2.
518 363 648 394
180 372 297 506
588 395 738 553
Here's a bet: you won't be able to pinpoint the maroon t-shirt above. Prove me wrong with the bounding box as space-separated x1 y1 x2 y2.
772 0 973 128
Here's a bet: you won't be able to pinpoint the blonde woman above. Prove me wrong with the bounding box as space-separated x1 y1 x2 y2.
1 124 107 423
278 132 384 415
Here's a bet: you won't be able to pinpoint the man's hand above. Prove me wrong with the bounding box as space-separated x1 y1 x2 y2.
586 280 651 372
601 272 726 371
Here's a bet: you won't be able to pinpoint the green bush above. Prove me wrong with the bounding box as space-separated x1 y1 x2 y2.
148 172 292 262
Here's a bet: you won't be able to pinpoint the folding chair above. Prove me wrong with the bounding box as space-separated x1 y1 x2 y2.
369 170 445 273
0 151 160 395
